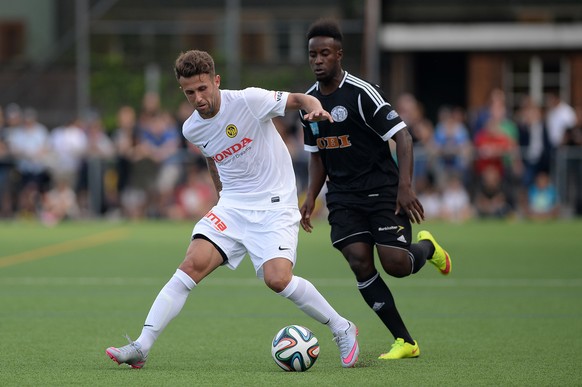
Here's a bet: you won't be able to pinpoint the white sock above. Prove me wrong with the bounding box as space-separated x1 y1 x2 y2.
278 275 349 333
136 269 196 354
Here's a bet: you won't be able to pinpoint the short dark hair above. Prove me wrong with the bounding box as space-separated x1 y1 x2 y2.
174 50 215 80
306 18 343 43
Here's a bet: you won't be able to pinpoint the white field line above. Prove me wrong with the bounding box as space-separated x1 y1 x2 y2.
0 277 581 288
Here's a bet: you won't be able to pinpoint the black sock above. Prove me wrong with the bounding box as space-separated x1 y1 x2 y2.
358 272 414 344
409 241 433 274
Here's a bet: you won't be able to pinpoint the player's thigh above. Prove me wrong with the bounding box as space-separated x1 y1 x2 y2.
370 207 412 248
191 206 248 272
246 208 300 279
328 204 373 250
179 237 225 283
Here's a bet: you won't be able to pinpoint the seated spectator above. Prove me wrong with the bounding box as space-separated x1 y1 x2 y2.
525 171 559 221
440 173 473 223
474 165 514 219
415 173 442 220
40 177 80 226
167 163 217 220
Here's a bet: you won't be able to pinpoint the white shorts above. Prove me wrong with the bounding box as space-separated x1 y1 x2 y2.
191 205 301 278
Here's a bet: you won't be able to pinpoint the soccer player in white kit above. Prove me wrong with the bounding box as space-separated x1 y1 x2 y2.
106 50 359 369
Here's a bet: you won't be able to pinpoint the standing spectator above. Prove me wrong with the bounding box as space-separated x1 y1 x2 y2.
471 88 517 139
396 94 436 184
517 100 551 188
76 113 116 217
473 105 522 181
545 90 576 150
6 106 51 217
134 111 181 218
433 105 473 185
111 106 139 216
0 105 13 217
561 105 582 215
49 117 88 192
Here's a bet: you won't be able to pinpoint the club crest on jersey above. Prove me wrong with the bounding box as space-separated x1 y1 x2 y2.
225 124 238 138
387 110 399 120
331 106 348 122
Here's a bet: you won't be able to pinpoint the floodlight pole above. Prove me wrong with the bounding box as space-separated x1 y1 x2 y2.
225 0 241 89
76 0 91 118
363 0 380 85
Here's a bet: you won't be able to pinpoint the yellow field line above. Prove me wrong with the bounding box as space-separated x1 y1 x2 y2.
0 228 130 269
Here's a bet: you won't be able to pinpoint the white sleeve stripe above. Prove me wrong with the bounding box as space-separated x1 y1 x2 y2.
381 121 407 141
304 144 319 152
346 74 384 107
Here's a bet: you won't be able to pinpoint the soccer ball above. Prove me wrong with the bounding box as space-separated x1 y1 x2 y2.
271 325 319 372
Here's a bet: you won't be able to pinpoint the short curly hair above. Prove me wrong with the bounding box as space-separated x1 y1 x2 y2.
306 18 343 43
174 50 215 80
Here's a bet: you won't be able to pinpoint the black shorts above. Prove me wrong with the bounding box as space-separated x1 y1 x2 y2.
327 198 411 251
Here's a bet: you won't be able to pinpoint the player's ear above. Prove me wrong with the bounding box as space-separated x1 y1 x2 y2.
337 48 343 60
214 74 221 87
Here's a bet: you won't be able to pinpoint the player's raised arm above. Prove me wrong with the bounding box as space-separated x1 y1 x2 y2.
286 93 334 123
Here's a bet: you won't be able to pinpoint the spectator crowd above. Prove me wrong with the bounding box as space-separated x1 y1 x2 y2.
0 88 581 226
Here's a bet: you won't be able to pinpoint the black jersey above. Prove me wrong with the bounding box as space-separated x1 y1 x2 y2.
301 71 407 205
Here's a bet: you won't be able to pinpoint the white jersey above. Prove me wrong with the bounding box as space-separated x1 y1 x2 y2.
182 87 297 210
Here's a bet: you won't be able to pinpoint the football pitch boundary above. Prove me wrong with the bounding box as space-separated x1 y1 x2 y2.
1 276 581 287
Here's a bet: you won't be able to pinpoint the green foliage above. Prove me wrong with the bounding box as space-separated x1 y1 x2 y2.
1 219 581 385
90 53 145 131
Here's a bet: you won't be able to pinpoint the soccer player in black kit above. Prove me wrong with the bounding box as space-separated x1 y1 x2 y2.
299 18 452 359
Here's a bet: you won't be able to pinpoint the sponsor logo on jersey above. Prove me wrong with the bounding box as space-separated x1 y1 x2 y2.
274 91 283 102
212 137 253 163
309 122 319 136
386 110 399 120
225 124 238 138
331 105 348 122
397 235 407 243
205 210 227 231
316 135 352 149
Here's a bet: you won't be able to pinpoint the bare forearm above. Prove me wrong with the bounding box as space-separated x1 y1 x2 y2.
394 129 414 188
206 157 222 195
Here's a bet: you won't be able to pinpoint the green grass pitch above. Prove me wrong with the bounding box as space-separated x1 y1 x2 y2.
1 219 581 386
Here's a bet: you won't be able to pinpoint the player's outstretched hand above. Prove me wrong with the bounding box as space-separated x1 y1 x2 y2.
303 109 334 123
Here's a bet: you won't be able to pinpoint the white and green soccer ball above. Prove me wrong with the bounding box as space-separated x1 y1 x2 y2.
271 325 319 372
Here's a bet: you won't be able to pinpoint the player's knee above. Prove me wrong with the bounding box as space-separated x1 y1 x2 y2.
346 256 375 279
264 275 290 293
380 257 411 278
